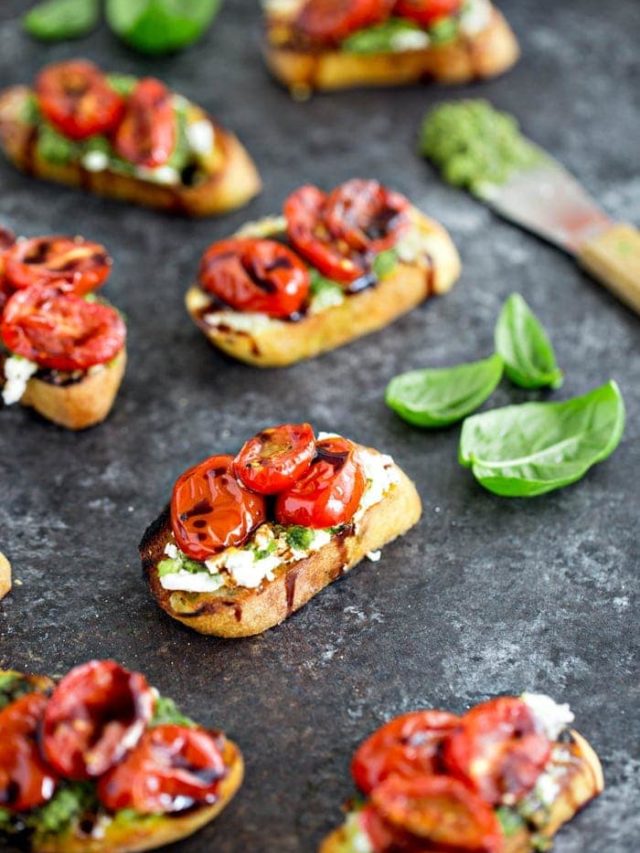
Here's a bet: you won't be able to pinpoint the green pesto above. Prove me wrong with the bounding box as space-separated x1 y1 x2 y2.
372 248 398 280
496 806 526 837
0 672 37 710
342 18 424 54
150 695 196 728
420 100 542 195
285 526 315 551
428 16 459 43
105 72 138 96
32 783 97 836
35 122 81 165
252 539 277 560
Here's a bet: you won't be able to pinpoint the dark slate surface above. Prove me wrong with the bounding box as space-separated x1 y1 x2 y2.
1 0 639 850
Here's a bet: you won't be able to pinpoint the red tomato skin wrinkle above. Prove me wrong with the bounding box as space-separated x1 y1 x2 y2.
394 0 462 26
0 694 58 812
4 236 112 294
171 455 267 561
42 661 155 781
114 78 176 168
98 725 227 814
234 423 316 494
296 0 393 44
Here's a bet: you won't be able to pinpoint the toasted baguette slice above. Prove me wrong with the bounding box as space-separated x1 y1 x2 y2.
5 347 127 430
141 450 422 638
0 551 11 600
186 209 461 367
265 7 519 96
0 87 261 217
320 730 604 853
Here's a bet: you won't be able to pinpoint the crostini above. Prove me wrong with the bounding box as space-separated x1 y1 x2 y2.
186 178 461 367
0 231 126 430
322 693 603 852
141 423 422 637
0 60 261 216
0 660 243 853
264 0 519 97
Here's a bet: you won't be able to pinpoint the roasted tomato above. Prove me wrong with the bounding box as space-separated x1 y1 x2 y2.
113 78 176 168
275 435 365 528
0 693 58 812
42 661 154 781
369 776 504 853
352 710 460 794
199 239 310 319
284 180 410 285
171 454 267 561
234 423 316 494
98 725 227 814
443 696 552 805
36 60 125 141
296 0 393 44
394 0 462 26
4 236 112 295
1 285 126 372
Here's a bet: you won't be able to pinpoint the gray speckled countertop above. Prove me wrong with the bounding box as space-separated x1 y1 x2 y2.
0 1 639 850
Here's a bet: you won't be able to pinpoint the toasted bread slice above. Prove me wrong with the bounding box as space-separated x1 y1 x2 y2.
265 7 519 96
0 87 261 217
320 730 603 853
8 347 127 430
141 451 422 638
0 551 11 600
186 209 461 367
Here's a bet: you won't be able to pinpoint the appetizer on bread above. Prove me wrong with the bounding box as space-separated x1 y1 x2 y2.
0 60 261 216
264 0 519 96
0 660 243 853
141 423 422 637
0 230 126 430
186 178 461 367
322 693 603 852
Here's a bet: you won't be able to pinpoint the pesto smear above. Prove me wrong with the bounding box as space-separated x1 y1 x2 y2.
420 100 542 195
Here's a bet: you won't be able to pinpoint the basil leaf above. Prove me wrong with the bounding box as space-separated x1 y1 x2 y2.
106 0 221 55
459 380 625 497
23 0 99 42
495 294 563 389
342 18 426 54
386 354 503 428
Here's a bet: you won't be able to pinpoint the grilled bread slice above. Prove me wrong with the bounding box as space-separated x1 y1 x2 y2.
0 86 261 217
141 449 422 638
265 7 519 96
186 208 461 368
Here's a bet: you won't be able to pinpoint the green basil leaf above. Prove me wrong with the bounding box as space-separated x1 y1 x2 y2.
105 0 221 55
23 0 99 42
386 354 504 428
150 695 196 728
372 248 398 280
342 18 426 55
495 294 563 389
459 380 625 497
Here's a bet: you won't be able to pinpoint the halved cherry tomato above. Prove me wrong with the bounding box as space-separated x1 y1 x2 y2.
296 0 393 44
171 454 267 561
199 239 310 318
443 696 551 805
394 0 462 26
1 285 126 372
4 236 112 295
352 710 460 794
0 228 17 313
36 60 125 141
42 661 154 781
284 181 410 285
275 436 365 529
234 423 316 494
370 776 504 853
0 693 58 812
113 78 176 168
98 725 227 814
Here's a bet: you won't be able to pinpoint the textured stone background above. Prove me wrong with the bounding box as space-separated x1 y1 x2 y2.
0 0 639 850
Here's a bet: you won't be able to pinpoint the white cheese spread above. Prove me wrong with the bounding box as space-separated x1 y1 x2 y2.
186 120 215 156
203 311 281 334
135 165 181 186
2 356 38 406
459 0 491 35
521 692 575 740
82 150 109 172
391 30 430 51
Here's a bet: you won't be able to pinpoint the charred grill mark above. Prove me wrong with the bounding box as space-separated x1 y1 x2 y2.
285 569 298 615
315 445 348 470
180 499 213 521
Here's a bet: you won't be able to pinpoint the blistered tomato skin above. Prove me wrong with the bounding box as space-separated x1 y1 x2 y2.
4 236 112 295
0 693 58 812
296 0 393 44
394 0 463 27
98 725 227 814
443 696 552 805
114 78 176 168
275 436 366 529
171 454 267 561
42 660 155 781
234 423 316 495
351 709 460 795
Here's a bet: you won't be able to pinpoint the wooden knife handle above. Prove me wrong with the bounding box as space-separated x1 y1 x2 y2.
578 223 640 314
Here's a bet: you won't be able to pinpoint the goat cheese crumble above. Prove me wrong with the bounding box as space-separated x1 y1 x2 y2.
2 356 38 406
459 0 492 36
186 120 215 156
522 692 575 740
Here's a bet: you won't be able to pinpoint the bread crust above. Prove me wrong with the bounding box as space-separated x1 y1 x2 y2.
265 8 519 95
141 454 422 638
320 729 604 853
186 209 461 367
0 87 261 217
0 551 11 600
15 347 127 430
